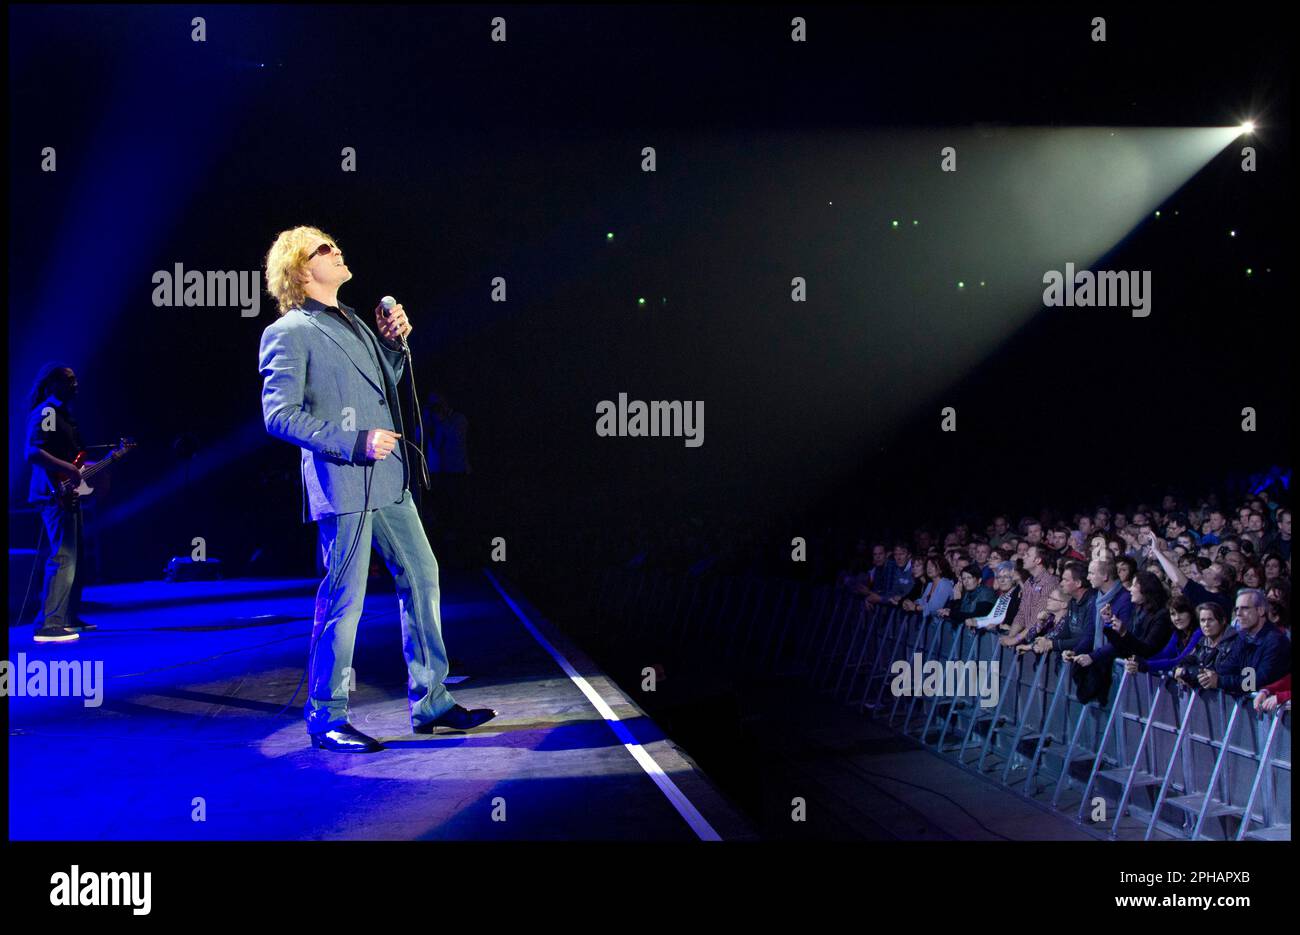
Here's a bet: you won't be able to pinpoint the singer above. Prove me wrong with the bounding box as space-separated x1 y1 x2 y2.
258 226 496 753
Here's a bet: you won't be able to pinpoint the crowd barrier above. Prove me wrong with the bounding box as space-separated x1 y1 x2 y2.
592 569 1291 840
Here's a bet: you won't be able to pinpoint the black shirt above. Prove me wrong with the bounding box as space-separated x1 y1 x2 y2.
26 396 83 504
322 302 381 364
311 299 401 399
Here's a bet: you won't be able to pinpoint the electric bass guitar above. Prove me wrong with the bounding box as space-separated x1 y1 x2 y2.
56 437 137 506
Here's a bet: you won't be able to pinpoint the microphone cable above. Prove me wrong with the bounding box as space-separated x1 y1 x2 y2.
396 343 431 491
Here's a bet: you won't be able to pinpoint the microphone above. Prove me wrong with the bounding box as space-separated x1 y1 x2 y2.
379 295 409 354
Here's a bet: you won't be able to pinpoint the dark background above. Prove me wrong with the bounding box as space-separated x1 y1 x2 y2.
8 4 1293 583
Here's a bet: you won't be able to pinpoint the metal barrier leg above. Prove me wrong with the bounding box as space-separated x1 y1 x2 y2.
863 605 904 707
1190 700 1243 841
847 611 889 707
1023 661 1073 794
891 613 929 725
922 622 965 746
801 586 834 676
905 616 946 734
978 649 1022 772
837 610 868 699
811 590 845 688
937 627 983 752
835 606 875 698
1144 687 1199 841
827 607 859 695
867 609 912 711
1078 669 1131 820
1216 692 1235 811
1052 701 1100 809
1236 711 1285 840
1001 654 1047 784
815 591 854 689
958 632 997 762
857 607 901 709
1110 678 1172 838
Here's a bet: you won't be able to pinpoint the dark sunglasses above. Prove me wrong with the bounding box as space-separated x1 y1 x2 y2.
307 242 337 259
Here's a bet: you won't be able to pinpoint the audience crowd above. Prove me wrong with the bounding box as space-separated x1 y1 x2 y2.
836 492 1292 710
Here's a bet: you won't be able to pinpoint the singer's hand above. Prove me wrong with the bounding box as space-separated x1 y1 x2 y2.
375 302 412 347
364 429 401 461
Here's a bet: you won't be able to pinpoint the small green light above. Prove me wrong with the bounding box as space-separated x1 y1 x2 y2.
1245 268 1253 277
606 232 614 240
957 281 965 289
891 219 899 228
1229 230 1236 237
979 280 986 287
911 219 919 226
1154 210 1161 218
637 297 646 305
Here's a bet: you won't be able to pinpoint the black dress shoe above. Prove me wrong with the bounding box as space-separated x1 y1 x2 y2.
413 704 498 734
310 723 385 753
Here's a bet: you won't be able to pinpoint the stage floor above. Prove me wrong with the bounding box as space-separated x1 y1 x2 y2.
8 569 755 841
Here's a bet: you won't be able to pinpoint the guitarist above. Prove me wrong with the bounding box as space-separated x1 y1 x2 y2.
24 363 95 643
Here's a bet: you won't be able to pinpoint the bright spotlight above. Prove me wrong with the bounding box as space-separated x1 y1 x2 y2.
1240 121 1255 133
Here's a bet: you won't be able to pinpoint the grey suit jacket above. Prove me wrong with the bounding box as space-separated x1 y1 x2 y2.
259 297 409 521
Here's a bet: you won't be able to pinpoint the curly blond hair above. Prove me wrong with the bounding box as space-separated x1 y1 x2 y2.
264 225 336 315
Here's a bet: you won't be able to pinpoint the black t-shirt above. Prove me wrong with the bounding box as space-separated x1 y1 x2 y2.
1183 580 1230 614
26 396 83 503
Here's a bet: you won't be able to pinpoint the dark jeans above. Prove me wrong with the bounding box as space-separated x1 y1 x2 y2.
38 500 85 629
306 489 457 734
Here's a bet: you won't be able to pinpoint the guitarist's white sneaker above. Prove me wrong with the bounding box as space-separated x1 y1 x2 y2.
33 626 80 643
